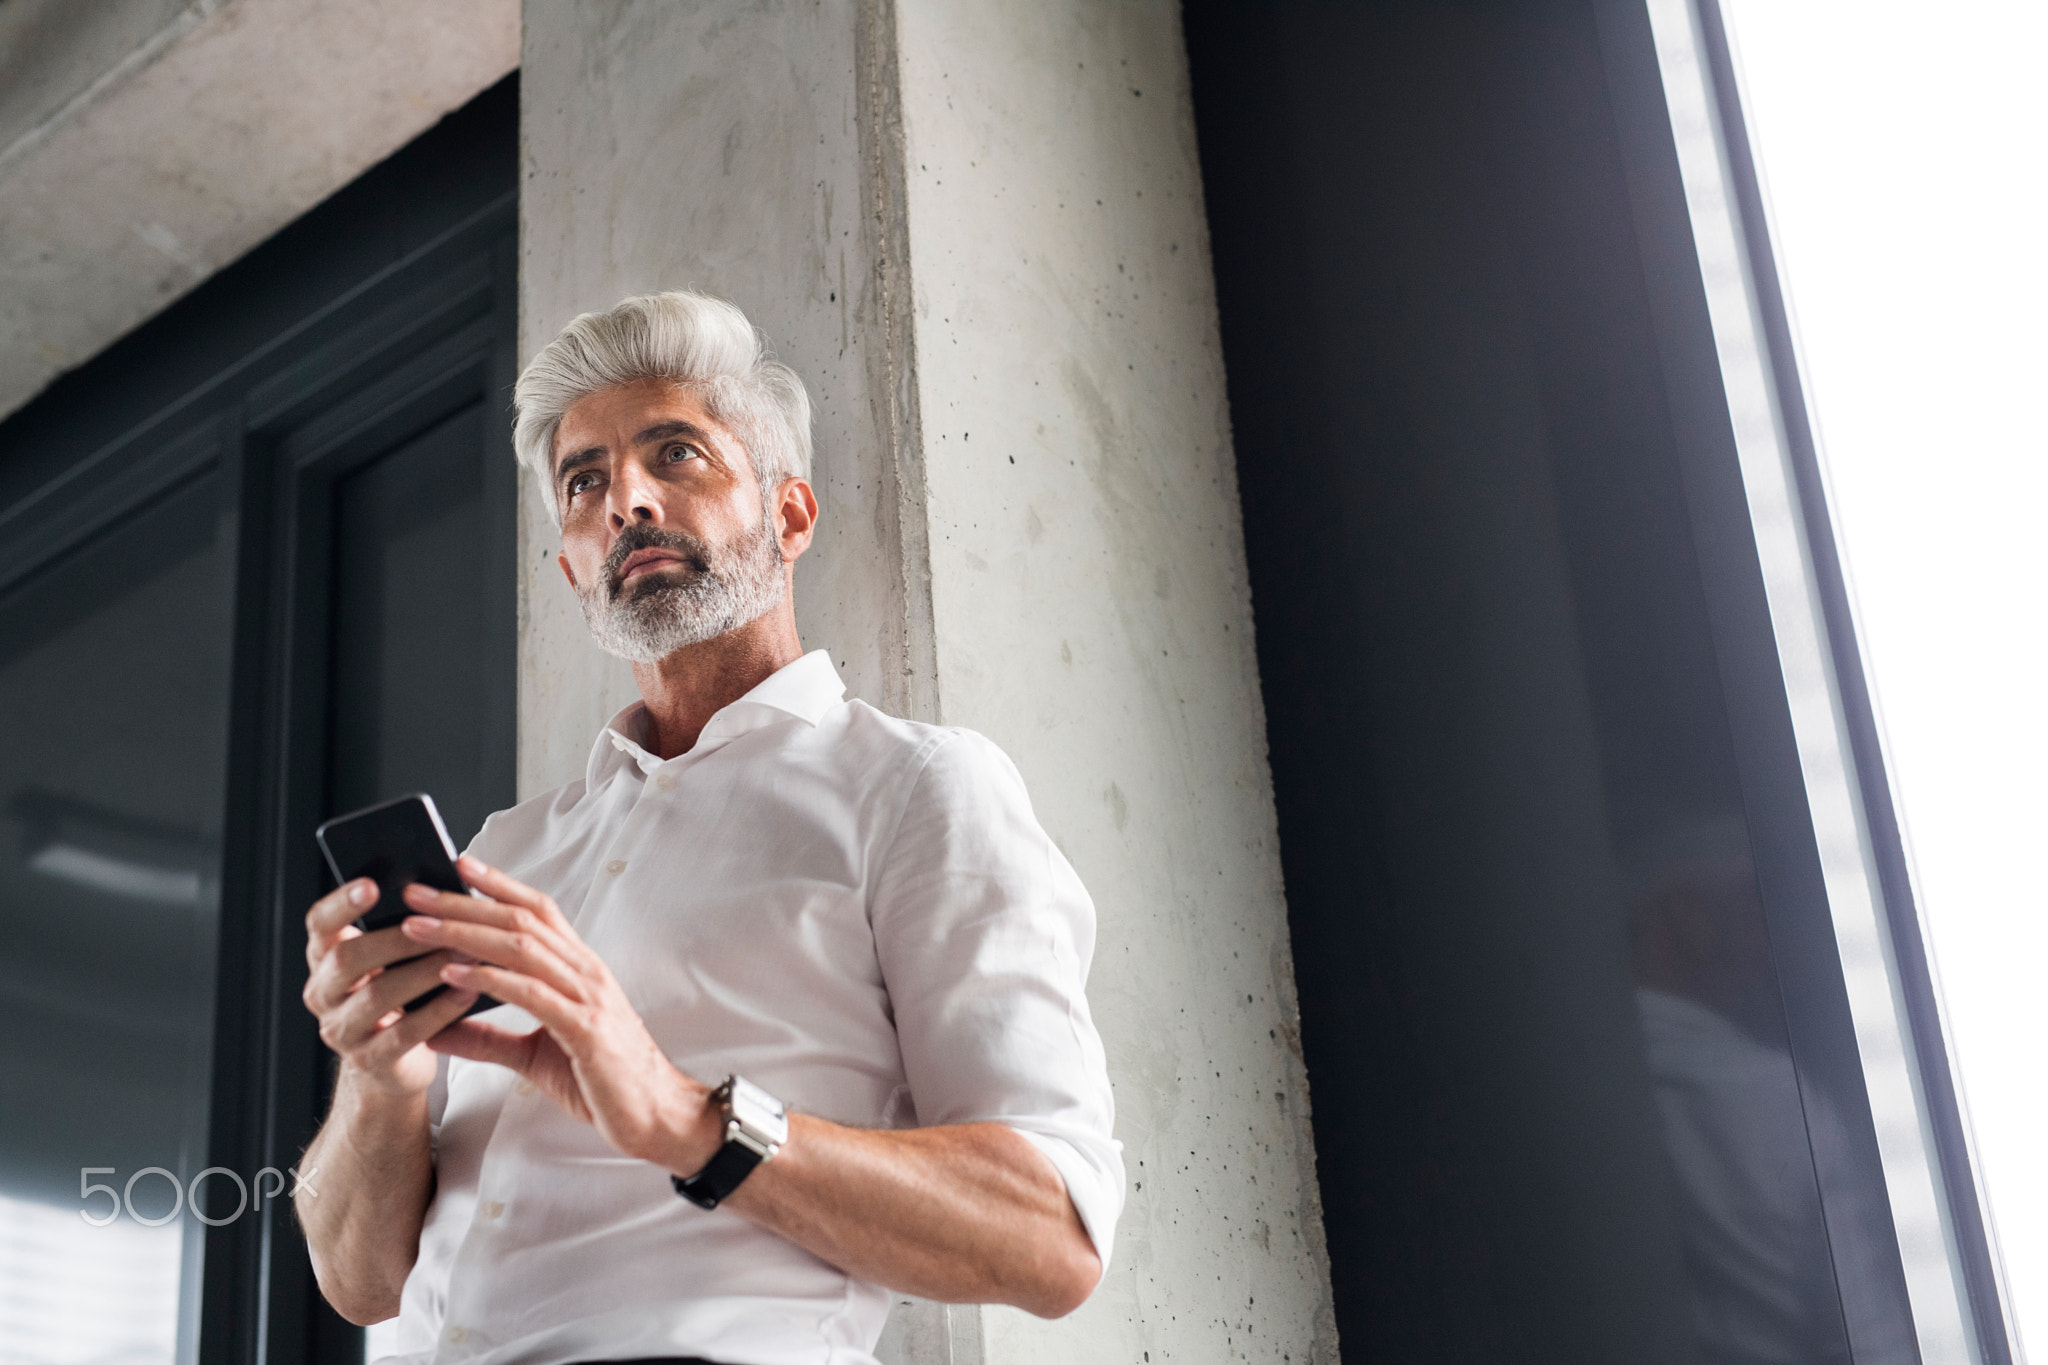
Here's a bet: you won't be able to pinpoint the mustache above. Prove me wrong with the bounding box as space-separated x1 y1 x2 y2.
602 524 713 597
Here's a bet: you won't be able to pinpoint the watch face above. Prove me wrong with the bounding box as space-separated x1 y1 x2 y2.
727 1075 790 1147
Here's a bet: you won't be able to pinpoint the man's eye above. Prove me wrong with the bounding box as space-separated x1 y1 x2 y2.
567 471 599 495
665 444 699 464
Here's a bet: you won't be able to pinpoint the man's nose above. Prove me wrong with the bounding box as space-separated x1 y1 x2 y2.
606 462 663 529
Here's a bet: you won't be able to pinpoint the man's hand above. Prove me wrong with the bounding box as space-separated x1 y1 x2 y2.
298 878 476 1326
400 857 716 1172
302 879 481 1095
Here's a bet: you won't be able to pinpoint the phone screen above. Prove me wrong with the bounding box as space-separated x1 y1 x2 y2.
314 793 495 1016
314 793 466 932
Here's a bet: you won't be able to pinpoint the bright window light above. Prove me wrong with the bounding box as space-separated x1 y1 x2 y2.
0 1189 180 1365
1718 0 2048 1354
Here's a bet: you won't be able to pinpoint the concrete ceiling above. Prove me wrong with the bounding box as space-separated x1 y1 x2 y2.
0 0 519 422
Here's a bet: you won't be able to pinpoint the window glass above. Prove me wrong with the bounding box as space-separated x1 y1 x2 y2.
0 471 234 1365
328 400 498 848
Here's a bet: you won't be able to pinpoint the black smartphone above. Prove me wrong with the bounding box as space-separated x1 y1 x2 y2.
314 793 495 1017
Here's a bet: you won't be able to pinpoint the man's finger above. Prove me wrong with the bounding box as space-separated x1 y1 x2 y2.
319 951 456 1053
403 880 599 978
400 884 523 931
439 962 585 1043
305 922 364 977
426 1017 540 1069
401 914 587 1001
305 926 439 1017
304 879 378 963
459 856 572 929
400 883 587 963
330 924 440 982
359 984 481 1067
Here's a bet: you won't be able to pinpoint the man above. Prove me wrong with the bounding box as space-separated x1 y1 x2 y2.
297 291 1121 1365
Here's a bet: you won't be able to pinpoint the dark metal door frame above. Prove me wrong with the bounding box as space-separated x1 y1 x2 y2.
207 212 518 1365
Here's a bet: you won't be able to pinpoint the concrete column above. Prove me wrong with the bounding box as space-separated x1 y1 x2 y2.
518 1 926 791
519 4 1336 1361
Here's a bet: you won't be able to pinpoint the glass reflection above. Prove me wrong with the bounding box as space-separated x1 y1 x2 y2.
0 472 233 1365
1625 817 1843 1364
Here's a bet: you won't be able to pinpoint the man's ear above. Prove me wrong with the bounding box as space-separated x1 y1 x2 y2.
776 477 820 562
558 552 578 590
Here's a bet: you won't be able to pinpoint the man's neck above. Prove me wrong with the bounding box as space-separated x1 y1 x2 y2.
630 603 804 761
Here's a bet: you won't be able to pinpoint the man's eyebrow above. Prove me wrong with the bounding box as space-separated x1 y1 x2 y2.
631 419 714 448
553 421 716 482
554 446 605 482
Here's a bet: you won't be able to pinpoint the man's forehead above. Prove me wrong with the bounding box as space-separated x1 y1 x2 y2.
552 381 736 468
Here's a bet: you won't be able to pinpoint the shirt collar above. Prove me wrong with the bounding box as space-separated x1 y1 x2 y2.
589 649 847 780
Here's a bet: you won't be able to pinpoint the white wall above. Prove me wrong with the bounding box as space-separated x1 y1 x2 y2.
518 2 1337 1360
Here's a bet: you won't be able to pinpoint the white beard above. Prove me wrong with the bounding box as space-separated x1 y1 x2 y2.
577 515 786 664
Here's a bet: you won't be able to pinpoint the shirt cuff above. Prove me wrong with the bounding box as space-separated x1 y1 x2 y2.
1008 1127 1124 1280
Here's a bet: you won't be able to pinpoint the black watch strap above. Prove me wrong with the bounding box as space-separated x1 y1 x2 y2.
672 1075 786 1210
670 1142 765 1210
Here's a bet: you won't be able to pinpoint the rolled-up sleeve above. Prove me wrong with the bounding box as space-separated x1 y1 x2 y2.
868 731 1125 1273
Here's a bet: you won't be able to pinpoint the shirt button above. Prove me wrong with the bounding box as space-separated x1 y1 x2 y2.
481 1200 505 1220
654 772 676 792
446 1327 468 1344
515 1079 535 1097
604 859 626 876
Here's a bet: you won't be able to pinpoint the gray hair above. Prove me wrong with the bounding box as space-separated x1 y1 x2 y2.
512 291 813 526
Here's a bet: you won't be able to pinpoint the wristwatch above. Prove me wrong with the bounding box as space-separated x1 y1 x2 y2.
671 1074 789 1210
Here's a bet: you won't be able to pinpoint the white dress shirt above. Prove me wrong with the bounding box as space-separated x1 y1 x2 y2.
374 650 1122 1365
